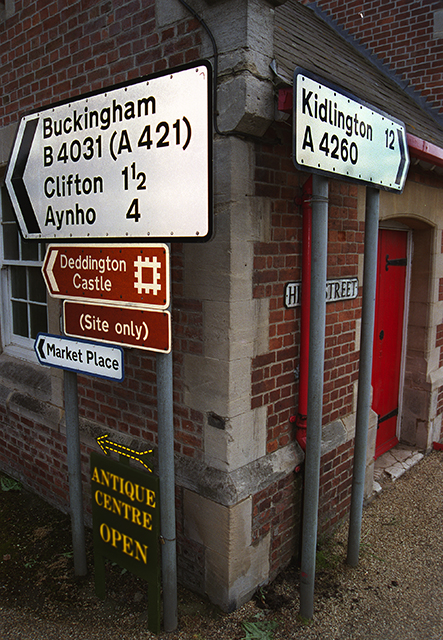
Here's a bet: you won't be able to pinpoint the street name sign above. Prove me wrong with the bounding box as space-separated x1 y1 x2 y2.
42 243 169 308
284 277 359 309
293 69 410 192
64 301 171 353
5 60 212 242
34 333 124 381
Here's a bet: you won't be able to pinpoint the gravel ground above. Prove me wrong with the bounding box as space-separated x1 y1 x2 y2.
1 450 443 639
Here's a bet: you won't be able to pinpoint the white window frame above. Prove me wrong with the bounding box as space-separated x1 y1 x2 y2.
0 184 48 361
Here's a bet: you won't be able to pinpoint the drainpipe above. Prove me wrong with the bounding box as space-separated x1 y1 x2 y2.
292 176 313 450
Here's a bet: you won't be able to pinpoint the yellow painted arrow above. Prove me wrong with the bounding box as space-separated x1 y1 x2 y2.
96 434 153 471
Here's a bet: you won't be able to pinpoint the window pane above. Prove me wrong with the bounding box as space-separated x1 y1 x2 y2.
12 300 28 337
11 266 27 299
1 189 16 222
28 267 47 303
1 185 48 349
3 223 19 260
21 238 39 261
30 304 47 338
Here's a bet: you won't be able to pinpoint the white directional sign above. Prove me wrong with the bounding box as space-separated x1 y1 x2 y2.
35 333 124 381
293 69 410 192
6 61 212 242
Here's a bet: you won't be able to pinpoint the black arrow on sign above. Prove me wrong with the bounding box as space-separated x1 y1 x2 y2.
37 336 46 361
9 118 41 234
395 129 407 186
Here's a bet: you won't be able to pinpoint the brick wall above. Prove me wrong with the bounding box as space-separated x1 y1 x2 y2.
299 0 443 114
318 440 354 533
0 0 390 602
0 0 203 528
324 182 361 424
252 469 303 577
252 128 303 454
436 323 443 368
0 402 78 511
0 0 202 127
0 0 206 477
75 244 205 461
252 124 363 546
1 0 205 442
252 126 363 443
437 387 443 417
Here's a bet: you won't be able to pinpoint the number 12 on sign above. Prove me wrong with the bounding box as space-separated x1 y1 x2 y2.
385 129 396 150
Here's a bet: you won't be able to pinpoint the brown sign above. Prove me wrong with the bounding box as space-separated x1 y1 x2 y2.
43 244 169 308
64 301 171 353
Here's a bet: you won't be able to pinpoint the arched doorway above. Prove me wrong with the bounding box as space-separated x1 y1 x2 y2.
372 218 433 457
372 227 409 458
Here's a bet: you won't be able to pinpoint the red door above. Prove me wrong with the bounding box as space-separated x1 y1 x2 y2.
372 229 408 458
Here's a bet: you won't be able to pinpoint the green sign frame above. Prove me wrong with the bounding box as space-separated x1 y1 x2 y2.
90 451 161 634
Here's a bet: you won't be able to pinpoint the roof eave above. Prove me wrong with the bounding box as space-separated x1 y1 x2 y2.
407 133 443 169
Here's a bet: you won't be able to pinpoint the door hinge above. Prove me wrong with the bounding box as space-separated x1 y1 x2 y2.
377 407 398 428
385 255 407 270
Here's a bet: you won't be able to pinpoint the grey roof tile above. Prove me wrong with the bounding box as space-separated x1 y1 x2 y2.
274 1 443 147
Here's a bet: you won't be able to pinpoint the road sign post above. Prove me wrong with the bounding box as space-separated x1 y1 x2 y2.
5 61 212 242
293 68 410 192
65 369 87 577
293 71 410 621
9 60 210 633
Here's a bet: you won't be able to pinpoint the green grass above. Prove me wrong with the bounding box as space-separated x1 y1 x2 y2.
242 620 278 639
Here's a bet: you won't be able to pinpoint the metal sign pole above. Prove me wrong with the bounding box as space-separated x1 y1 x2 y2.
347 188 379 566
64 369 87 576
157 247 178 632
299 174 329 620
